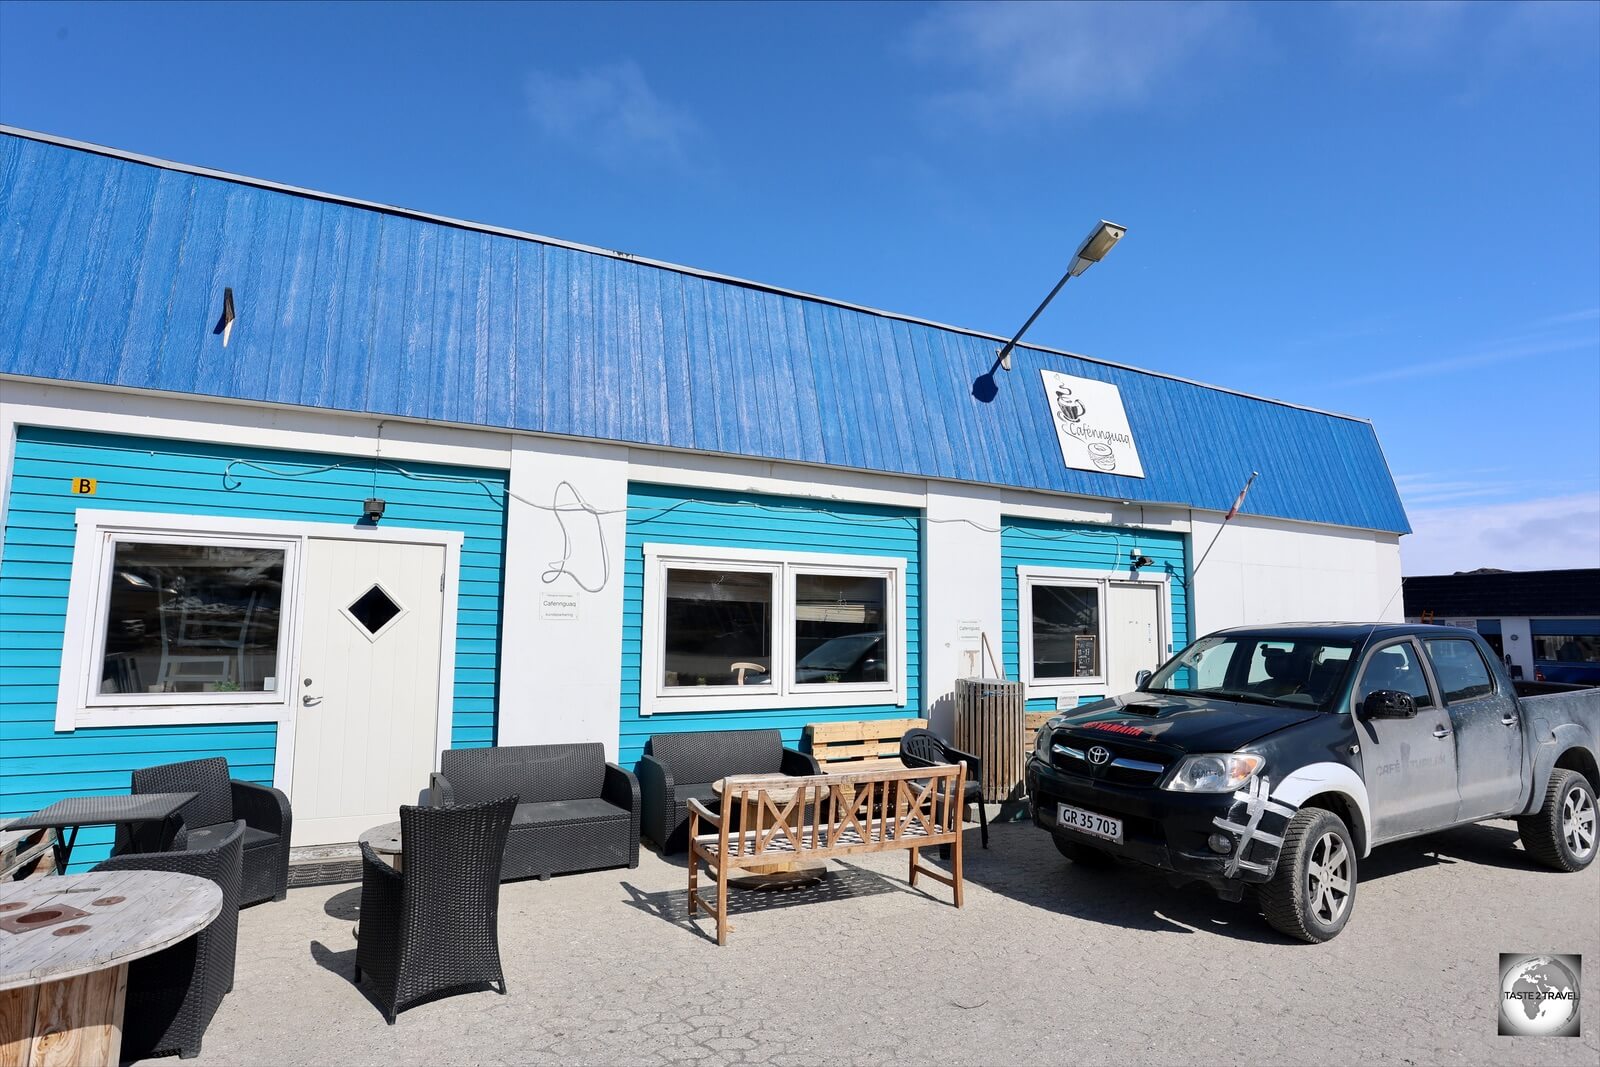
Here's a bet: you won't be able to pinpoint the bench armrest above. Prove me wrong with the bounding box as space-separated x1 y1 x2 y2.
429 772 455 808
637 754 675 847
685 797 722 829
781 747 820 777
231 779 291 836
603 762 641 815
941 744 982 780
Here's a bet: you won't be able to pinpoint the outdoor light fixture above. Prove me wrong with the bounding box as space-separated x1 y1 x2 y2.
363 498 387 524
1130 551 1154 570
996 220 1127 371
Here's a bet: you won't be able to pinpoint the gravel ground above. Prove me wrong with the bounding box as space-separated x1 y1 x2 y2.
175 816 1599 1066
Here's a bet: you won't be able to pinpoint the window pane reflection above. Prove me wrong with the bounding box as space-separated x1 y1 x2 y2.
100 542 285 695
663 569 773 687
794 574 887 685
1031 584 1100 678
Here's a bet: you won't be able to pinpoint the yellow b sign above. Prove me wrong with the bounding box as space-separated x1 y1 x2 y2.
71 477 97 495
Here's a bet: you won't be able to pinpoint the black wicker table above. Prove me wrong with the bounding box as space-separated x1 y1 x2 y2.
5 793 198 874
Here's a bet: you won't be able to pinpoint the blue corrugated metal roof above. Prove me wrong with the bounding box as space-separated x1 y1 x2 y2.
0 129 1410 533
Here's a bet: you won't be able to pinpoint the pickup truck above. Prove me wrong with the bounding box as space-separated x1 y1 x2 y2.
1027 623 1599 942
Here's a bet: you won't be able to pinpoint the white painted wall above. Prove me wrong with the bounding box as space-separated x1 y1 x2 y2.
921 486 1003 738
498 436 630 757
1500 617 1535 680
1189 512 1404 636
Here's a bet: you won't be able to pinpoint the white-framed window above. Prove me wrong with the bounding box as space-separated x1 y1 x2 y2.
1022 574 1106 685
1017 566 1171 699
641 543 907 715
57 512 303 729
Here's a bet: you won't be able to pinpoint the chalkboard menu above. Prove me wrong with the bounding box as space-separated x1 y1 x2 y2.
1073 634 1098 677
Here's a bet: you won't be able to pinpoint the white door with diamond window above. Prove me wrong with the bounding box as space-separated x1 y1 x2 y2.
290 536 448 845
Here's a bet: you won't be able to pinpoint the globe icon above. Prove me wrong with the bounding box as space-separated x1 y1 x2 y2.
1500 956 1580 1036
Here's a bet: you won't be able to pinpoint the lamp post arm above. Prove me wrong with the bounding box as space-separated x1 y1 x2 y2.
996 268 1074 371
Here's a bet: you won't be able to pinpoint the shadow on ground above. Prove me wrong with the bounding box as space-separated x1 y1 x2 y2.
1358 820 1543 880
924 821 1283 942
621 861 924 943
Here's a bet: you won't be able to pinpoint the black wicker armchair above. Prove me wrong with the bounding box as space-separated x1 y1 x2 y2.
430 743 639 881
120 756 291 906
900 728 989 850
638 729 820 853
93 820 244 1060
355 797 517 1024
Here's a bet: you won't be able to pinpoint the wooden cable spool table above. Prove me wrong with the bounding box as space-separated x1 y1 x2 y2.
710 778 829 890
0 870 222 1067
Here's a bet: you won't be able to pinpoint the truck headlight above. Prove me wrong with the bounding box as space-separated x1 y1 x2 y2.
1163 753 1264 793
1033 725 1053 761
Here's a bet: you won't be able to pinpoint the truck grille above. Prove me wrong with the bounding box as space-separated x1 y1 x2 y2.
1050 740 1169 786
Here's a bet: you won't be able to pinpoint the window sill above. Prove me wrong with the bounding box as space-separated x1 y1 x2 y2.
642 686 906 717
58 703 289 732
1023 678 1109 702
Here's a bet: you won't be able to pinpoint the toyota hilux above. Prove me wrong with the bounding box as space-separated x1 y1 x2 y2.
1027 623 1599 942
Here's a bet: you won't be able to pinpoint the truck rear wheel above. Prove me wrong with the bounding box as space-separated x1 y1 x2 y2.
1259 807 1357 943
1052 835 1114 867
1519 769 1597 872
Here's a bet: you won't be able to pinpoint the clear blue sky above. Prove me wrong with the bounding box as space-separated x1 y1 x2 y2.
2 0 1597 575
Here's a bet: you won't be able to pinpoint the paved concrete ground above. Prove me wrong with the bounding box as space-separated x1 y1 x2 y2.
177 818 1598 1066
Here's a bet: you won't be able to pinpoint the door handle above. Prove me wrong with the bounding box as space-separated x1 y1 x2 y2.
1432 725 1451 739
302 695 323 707
1501 715 1519 726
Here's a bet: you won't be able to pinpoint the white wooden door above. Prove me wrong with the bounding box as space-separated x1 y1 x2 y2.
291 537 447 845
1107 582 1163 696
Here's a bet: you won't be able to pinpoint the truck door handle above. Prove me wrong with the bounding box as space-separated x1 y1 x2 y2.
1501 714 1518 726
1432 725 1451 739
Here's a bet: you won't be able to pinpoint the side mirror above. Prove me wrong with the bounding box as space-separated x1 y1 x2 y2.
1134 669 1153 689
1362 689 1417 720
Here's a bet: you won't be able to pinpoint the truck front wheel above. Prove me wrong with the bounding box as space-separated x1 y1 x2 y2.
1259 807 1357 943
1519 769 1597 872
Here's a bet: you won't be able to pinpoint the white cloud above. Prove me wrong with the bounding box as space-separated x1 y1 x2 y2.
525 61 701 170
906 1 1245 122
1402 492 1600 575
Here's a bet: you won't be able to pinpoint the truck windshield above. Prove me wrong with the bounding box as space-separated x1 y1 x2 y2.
1145 635 1358 711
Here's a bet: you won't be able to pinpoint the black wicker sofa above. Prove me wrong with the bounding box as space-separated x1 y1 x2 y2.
430 743 639 881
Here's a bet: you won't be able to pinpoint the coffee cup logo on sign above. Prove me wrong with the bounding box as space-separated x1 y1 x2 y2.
1040 370 1145 479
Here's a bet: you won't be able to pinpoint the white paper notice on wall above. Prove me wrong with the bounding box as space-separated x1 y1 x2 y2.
957 619 982 651
1039 370 1145 478
539 594 580 622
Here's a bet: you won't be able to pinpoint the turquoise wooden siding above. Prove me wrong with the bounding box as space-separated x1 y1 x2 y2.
1000 517 1191 712
620 484 921 768
0 426 507 868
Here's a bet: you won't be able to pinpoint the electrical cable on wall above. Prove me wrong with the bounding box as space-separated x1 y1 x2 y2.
541 480 610 593
220 456 1177 594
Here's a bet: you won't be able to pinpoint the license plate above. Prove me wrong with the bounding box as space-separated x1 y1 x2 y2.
1056 802 1123 844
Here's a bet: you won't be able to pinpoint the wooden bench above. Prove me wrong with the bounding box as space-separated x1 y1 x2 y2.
686 763 966 945
804 718 926 776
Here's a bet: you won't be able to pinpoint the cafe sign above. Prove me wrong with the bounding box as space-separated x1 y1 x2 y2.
1039 370 1145 479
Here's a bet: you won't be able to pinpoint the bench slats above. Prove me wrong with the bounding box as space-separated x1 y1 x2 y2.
687 763 966 945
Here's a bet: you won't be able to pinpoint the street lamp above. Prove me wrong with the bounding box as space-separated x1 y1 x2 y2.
995 220 1126 371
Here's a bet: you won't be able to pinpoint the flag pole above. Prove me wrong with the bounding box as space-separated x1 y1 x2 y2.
1192 471 1260 581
